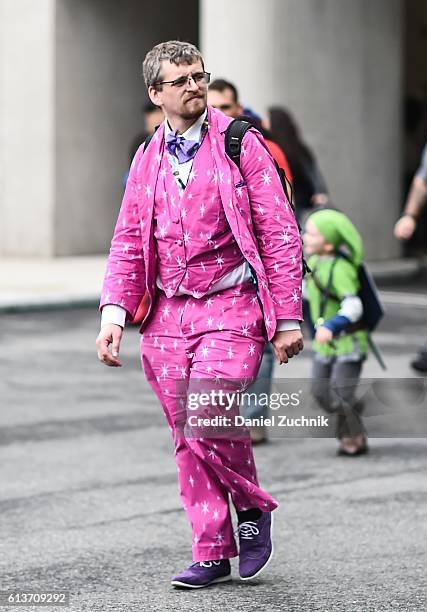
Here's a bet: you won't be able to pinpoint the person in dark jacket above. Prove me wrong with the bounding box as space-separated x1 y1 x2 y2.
265 106 329 221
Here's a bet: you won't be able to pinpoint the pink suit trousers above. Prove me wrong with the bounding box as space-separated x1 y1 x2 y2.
140 280 279 561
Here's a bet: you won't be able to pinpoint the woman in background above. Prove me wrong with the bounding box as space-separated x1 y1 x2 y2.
265 107 329 221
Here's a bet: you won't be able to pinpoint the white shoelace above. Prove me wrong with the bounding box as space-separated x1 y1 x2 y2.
237 520 260 540
194 561 222 568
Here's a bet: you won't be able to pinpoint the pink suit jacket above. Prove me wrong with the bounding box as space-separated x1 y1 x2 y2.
100 106 303 341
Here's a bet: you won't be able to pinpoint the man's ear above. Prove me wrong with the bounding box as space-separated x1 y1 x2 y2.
148 86 161 107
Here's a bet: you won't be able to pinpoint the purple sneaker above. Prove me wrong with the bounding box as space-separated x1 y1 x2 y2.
171 559 231 589
238 512 274 580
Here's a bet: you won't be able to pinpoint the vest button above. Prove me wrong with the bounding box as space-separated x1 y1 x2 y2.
176 239 183 246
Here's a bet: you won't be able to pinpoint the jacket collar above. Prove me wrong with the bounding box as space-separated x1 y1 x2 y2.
207 105 234 134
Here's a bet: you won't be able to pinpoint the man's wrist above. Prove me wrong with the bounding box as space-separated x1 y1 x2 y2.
101 304 127 329
276 319 301 333
101 322 124 330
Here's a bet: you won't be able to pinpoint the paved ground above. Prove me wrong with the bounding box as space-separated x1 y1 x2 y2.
0 286 426 611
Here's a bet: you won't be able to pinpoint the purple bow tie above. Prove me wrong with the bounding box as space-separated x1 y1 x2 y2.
165 131 200 164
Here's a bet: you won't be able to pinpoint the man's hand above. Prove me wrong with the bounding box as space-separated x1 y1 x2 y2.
271 329 304 364
96 324 123 367
394 176 427 240
393 214 416 241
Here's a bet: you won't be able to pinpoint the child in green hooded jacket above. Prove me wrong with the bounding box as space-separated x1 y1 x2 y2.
303 209 368 456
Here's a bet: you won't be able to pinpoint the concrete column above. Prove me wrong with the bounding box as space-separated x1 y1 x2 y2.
0 0 56 256
55 0 199 256
201 0 403 260
0 0 198 256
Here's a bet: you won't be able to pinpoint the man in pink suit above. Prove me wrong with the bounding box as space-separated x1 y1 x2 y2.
96 41 303 589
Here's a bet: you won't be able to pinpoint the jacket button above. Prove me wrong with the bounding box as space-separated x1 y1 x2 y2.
176 239 183 246
172 218 180 224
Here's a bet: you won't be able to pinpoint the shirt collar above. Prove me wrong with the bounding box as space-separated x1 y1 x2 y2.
164 108 208 142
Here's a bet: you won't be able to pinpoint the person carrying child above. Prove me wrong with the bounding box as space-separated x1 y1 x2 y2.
303 209 369 456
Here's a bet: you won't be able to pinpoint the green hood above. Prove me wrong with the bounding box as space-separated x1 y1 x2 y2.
309 209 364 267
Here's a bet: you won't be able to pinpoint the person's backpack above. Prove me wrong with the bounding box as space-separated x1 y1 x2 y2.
311 253 385 334
225 119 292 203
225 118 310 277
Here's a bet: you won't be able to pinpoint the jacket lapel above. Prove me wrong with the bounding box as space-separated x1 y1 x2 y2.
136 123 165 300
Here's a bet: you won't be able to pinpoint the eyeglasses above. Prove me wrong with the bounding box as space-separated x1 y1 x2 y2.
154 71 211 89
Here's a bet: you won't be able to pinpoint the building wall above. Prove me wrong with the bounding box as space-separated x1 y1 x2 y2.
201 0 403 260
0 0 403 259
0 0 198 257
54 0 199 255
0 0 56 256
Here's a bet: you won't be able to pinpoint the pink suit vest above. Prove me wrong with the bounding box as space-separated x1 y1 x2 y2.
154 130 244 298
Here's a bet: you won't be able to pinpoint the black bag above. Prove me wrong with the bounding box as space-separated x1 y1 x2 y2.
225 119 293 202
355 263 385 332
311 254 385 334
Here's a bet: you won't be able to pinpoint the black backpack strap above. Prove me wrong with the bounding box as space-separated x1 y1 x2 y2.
143 133 153 151
312 271 340 305
313 258 340 320
225 119 252 170
143 124 161 152
226 119 295 205
273 161 292 207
